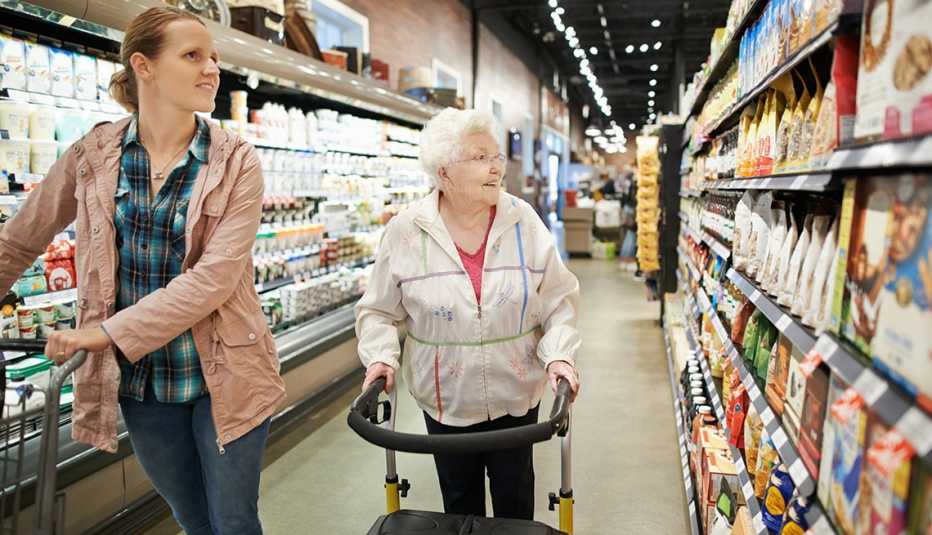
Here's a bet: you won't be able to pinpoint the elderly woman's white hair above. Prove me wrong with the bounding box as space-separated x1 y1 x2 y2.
419 108 501 188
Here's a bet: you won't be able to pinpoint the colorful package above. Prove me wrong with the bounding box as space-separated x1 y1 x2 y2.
754 320 778 384
49 47 74 98
762 464 796 532
826 387 868 535
73 53 97 101
25 42 51 95
754 435 780 499
798 363 830 479
745 408 763 480
855 0 932 141
765 335 792 415
0 33 27 91
864 428 914 534
839 174 931 406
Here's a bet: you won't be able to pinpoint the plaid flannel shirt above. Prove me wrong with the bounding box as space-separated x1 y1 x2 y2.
113 115 210 403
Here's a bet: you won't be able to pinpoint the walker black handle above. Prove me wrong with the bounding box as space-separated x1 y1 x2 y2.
347 377 572 455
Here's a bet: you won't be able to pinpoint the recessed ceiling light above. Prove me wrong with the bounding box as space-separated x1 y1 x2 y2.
548 0 557 7
565 26 575 36
625 44 635 54
648 90 655 97
650 64 659 72
600 16 608 27
590 46 598 55
654 41 662 50
650 113 656 119
648 99 655 106
574 48 584 58
569 38 579 47
629 123 636 130
640 43 649 52
649 79 657 86
651 19 661 27
556 22 565 31
555 7 564 14
580 59 590 68
585 128 601 136
595 136 607 143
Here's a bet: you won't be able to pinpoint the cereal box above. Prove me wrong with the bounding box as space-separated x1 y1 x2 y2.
855 0 932 140
839 174 932 407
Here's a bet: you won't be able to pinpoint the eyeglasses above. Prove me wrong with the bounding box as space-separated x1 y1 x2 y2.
450 153 507 166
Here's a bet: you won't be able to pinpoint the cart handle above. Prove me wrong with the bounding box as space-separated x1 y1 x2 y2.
347 377 572 455
0 339 89 380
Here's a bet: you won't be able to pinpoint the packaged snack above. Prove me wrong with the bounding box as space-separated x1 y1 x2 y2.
44 257 76 291
49 47 74 98
0 34 27 91
732 299 757 349
817 374 849 508
795 60 824 171
742 310 764 365
754 320 778 384
780 493 812 534
755 435 780 499
798 363 830 479
733 191 756 269
864 427 913 534
765 335 792 415
810 35 859 169
762 464 796 532
826 387 869 535
772 212 799 297
748 192 774 278
737 106 757 177
783 345 807 443
745 408 763 479
757 89 785 176
0 100 30 139
761 203 787 291
25 42 51 95
73 53 97 101
727 373 748 449
785 71 812 173
792 214 832 316
839 174 932 404
855 0 932 141
803 217 839 327
773 74 798 172
780 213 813 307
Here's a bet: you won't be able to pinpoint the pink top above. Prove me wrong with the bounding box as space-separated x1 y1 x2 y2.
455 207 497 304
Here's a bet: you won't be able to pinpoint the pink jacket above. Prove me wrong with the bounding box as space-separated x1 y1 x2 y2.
0 117 285 453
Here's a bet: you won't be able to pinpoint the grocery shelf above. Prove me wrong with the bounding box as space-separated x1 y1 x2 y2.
705 19 841 139
677 246 702 283
255 257 375 294
806 333 932 465
704 173 838 192
726 268 817 354
679 190 703 199
662 326 702 535
681 222 703 245
686 0 769 119
701 231 731 260
684 320 768 535
827 135 932 171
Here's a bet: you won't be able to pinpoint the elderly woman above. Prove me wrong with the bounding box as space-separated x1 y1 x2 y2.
355 108 581 520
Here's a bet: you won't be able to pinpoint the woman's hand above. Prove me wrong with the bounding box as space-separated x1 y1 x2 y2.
362 362 396 393
547 360 580 402
44 327 113 365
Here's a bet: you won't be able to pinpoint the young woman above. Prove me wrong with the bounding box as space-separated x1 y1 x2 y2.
0 7 284 534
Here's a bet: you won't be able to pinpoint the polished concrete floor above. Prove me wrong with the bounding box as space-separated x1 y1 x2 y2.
148 259 688 534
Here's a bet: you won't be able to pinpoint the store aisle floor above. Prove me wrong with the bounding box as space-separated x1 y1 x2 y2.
148 259 687 534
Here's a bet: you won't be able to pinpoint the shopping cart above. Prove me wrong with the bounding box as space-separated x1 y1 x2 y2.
348 377 575 535
0 339 88 535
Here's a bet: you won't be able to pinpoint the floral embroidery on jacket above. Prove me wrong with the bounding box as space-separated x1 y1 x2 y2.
509 353 529 381
432 305 454 322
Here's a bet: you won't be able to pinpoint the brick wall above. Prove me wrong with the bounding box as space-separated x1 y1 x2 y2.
332 0 474 107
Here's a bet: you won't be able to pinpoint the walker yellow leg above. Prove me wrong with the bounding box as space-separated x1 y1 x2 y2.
385 480 400 513
559 494 574 534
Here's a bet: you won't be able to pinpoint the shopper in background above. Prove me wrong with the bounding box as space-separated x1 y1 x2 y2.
355 108 581 520
0 7 283 535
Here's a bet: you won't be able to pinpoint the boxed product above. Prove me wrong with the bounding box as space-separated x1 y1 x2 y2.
764 335 792 414
0 34 27 91
398 66 432 93
761 464 795 533
782 345 808 443
864 427 914 534
25 42 51 95
855 0 932 140
321 49 348 71
837 174 932 406
823 387 869 535
797 363 829 479
701 449 741 532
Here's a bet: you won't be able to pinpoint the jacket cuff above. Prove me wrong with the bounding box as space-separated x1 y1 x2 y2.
101 314 144 362
365 355 400 371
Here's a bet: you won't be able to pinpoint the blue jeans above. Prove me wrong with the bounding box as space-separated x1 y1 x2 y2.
119 387 270 535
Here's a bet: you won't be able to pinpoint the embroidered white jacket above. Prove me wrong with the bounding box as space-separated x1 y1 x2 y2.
355 190 581 426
